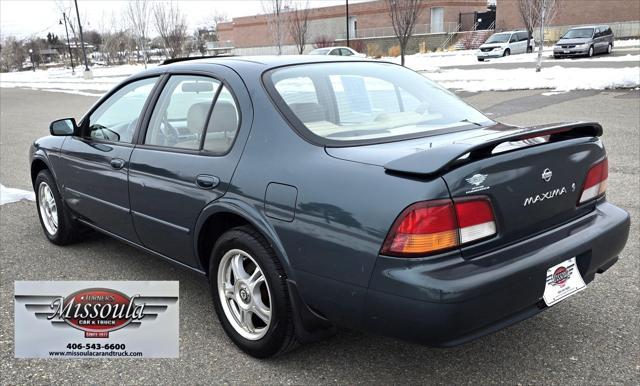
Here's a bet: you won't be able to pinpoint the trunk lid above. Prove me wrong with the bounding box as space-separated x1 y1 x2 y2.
326 122 605 257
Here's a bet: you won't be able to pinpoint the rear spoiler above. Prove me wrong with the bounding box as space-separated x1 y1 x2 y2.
384 122 603 177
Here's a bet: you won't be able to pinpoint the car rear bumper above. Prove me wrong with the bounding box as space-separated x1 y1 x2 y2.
365 200 630 346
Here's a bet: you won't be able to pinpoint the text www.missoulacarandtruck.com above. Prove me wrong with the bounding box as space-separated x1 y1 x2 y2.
48 350 143 357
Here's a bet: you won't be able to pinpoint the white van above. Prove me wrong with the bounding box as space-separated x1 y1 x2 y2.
476 31 534 61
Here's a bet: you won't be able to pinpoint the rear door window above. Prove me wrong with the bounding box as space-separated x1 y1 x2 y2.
202 86 240 154
145 75 220 149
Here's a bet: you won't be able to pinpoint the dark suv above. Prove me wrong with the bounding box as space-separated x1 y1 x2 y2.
30 56 630 358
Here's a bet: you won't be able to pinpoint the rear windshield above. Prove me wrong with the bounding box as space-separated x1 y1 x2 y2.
485 33 511 43
265 62 492 144
562 28 594 39
309 48 330 55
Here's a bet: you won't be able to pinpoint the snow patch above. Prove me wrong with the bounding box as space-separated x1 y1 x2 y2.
424 66 640 92
0 184 35 205
0 64 153 96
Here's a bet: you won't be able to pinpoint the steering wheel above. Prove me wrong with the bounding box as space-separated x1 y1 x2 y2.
158 115 179 146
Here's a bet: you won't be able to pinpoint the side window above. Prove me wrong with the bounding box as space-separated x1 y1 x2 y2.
519 32 529 41
203 86 240 154
329 49 341 56
340 48 354 56
87 77 158 143
145 75 220 149
509 34 517 43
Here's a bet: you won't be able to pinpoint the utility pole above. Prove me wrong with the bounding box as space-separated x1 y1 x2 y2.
73 0 92 78
60 12 75 75
346 0 350 47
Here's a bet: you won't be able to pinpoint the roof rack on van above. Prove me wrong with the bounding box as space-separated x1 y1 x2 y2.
161 54 235 65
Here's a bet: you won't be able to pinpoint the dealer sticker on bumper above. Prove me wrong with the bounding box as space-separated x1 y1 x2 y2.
543 257 586 306
14 281 179 358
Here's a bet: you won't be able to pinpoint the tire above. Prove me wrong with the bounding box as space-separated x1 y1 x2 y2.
477 58 484 62
503 49 510 57
607 44 612 54
209 226 296 358
554 55 561 59
527 46 533 53
588 46 594 57
35 169 80 245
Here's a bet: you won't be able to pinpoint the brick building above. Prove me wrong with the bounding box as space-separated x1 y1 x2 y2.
496 0 640 31
217 0 488 49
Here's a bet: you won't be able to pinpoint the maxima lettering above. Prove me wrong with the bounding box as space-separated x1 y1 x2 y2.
523 186 568 207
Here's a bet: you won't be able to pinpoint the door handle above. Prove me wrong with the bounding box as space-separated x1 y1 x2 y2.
195 174 219 190
109 158 125 170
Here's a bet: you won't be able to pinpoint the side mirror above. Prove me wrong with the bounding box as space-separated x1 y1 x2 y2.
50 118 77 136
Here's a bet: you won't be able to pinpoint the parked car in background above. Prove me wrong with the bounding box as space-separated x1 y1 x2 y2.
31 56 630 358
476 30 534 61
554 25 614 59
308 46 366 57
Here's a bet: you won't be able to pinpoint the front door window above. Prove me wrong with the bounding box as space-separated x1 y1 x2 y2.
87 77 158 143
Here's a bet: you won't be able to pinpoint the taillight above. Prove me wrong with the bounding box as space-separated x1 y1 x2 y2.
381 197 496 257
454 198 497 244
579 158 608 204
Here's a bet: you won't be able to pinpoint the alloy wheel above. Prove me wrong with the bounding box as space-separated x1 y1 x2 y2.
38 182 58 235
217 249 272 340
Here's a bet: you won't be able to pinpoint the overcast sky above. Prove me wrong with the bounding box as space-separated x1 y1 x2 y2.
0 0 368 39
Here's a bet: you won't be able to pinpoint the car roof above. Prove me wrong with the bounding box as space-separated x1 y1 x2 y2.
567 25 602 29
161 55 374 70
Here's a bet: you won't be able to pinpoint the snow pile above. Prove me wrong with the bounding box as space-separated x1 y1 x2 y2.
0 184 35 205
426 65 640 92
0 64 153 96
616 39 640 48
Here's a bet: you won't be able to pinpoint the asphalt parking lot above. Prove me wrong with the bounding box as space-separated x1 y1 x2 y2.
1 87 638 384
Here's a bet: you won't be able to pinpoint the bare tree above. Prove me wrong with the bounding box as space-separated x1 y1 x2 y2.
287 1 311 54
153 2 188 59
535 0 560 72
385 0 423 66
313 35 335 49
126 0 151 68
517 0 537 52
0 36 26 71
262 0 291 55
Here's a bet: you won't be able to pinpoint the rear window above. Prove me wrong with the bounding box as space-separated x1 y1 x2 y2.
309 48 330 55
265 62 492 144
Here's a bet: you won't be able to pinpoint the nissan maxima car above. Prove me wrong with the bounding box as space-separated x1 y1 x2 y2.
30 55 630 358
